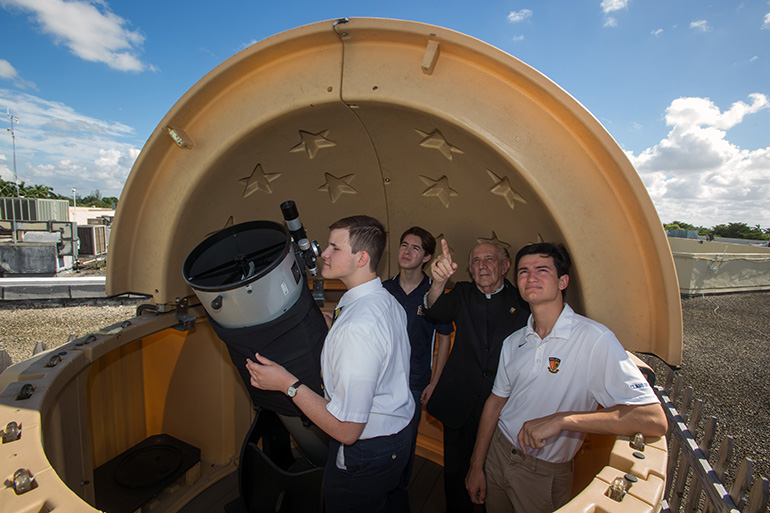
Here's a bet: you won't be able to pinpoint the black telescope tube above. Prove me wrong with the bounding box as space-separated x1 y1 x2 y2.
281 200 319 275
280 200 308 248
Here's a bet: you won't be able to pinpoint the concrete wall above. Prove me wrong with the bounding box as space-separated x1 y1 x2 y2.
69 207 115 226
669 237 770 296
0 243 58 276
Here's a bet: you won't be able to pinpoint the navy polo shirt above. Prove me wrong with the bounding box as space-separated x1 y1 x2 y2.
383 273 454 392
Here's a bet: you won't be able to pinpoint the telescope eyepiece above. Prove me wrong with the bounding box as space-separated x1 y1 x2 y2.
280 200 299 221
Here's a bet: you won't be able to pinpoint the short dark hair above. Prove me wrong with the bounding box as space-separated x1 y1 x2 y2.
515 242 572 294
329 215 387 271
400 226 437 259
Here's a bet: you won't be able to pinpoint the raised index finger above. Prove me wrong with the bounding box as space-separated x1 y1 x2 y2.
441 239 452 264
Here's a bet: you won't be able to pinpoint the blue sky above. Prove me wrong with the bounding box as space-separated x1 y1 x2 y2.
1 0 769 228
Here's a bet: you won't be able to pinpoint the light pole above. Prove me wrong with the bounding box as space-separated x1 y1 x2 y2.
5 108 20 243
5 108 19 197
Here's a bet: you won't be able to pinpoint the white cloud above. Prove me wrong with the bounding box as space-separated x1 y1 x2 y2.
507 9 532 23
763 12 770 29
601 0 629 14
239 39 259 51
0 153 13 181
0 89 139 197
0 59 36 89
630 95 770 227
0 60 17 80
601 0 628 27
690 19 711 32
0 0 149 72
663 94 768 130
651 28 663 36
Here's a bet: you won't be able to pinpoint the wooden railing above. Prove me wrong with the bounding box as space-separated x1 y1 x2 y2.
656 368 769 512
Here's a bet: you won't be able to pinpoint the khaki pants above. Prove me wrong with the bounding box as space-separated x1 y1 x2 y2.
484 427 574 513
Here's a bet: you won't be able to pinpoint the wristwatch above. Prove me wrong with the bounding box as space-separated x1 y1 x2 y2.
287 380 302 398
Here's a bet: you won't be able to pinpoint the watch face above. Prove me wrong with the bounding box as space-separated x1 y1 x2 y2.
287 380 301 397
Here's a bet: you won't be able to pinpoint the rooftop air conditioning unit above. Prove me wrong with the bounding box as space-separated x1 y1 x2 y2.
77 224 108 256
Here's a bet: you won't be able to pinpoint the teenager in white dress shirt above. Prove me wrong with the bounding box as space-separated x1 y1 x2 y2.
247 215 414 513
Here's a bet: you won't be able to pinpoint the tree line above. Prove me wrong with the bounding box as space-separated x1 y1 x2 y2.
664 220 770 241
0 178 118 209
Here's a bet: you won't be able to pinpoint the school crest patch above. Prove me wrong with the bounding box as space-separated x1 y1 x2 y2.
548 357 561 374
331 306 343 327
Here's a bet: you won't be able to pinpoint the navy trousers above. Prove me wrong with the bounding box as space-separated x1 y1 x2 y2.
324 425 412 513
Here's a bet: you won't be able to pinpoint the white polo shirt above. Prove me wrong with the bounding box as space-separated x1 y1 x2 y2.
322 277 414 440
492 303 658 463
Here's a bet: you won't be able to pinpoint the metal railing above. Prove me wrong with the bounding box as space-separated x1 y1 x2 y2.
657 368 769 512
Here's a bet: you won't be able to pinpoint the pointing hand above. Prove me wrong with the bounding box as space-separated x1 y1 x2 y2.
431 238 458 283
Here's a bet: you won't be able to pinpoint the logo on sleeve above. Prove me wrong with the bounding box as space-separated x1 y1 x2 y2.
548 357 561 374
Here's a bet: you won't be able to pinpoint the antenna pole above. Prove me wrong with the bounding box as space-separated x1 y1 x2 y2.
5 109 20 243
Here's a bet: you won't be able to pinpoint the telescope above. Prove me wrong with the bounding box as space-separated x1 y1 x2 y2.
183 201 328 511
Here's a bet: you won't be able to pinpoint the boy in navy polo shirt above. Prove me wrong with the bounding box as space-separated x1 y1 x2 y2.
383 226 454 478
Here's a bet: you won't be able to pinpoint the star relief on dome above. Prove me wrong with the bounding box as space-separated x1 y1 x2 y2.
318 173 357 203
487 170 527 210
420 175 459 208
238 164 281 197
476 232 512 251
290 129 337 159
415 129 464 160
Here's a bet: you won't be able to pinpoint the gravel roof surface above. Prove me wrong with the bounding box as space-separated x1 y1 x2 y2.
637 290 770 499
1 289 769 504
0 300 137 364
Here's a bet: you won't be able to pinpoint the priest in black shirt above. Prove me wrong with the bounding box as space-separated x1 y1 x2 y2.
424 239 529 513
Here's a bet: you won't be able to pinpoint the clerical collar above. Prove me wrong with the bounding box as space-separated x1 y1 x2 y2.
483 282 505 299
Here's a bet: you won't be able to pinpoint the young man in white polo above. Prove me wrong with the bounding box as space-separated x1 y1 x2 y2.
246 215 414 513
465 242 667 513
